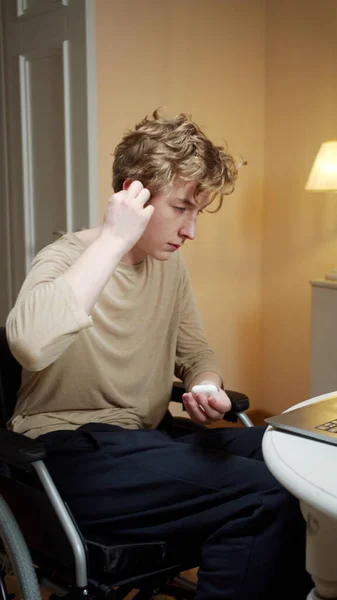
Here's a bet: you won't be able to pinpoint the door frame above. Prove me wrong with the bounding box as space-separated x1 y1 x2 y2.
0 0 12 314
0 0 98 315
84 0 98 230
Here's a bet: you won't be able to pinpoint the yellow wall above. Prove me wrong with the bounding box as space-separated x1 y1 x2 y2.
96 0 266 410
96 0 337 417
262 0 337 414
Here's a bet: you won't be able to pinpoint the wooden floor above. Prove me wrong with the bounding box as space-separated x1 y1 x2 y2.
5 569 198 599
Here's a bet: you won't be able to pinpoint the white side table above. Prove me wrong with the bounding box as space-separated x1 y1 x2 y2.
310 279 337 397
262 392 337 600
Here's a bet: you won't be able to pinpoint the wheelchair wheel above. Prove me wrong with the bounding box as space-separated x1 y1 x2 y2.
0 494 42 600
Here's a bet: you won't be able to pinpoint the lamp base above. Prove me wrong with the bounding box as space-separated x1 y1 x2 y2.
325 270 337 281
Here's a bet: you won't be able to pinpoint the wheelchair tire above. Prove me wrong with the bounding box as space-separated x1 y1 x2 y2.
0 494 42 600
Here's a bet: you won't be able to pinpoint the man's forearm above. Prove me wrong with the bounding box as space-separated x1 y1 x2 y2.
62 182 154 315
62 231 124 315
187 371 222 392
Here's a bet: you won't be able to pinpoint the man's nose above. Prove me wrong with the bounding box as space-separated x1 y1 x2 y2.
179 216 196 241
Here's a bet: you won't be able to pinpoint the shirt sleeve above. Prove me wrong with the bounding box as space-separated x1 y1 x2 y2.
174 256 223 389
6 240 92 371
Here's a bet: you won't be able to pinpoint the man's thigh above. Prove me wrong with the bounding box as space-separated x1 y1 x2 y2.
41 423 279 539
177 424 266 461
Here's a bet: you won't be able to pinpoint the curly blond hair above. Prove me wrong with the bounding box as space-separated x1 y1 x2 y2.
112 110 239 211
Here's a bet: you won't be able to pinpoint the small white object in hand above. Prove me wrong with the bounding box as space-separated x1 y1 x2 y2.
191 384 219 400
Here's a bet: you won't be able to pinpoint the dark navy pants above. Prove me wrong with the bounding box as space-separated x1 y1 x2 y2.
39 423 312 600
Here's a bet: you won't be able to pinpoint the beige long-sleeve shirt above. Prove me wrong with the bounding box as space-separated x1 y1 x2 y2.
6 233 222 439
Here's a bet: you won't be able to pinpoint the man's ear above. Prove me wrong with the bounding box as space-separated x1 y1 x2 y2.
122 179 132 191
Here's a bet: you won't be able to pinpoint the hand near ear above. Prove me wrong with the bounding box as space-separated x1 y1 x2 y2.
102 180 154 254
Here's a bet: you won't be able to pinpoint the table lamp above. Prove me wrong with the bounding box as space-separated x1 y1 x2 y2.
305 140 337 280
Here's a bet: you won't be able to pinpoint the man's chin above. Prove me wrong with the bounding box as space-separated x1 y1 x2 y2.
148 248 174 262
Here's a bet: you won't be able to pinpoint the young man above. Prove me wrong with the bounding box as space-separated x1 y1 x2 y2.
6 111 311 599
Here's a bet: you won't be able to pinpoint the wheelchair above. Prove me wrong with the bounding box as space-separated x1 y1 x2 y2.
0 326 253 599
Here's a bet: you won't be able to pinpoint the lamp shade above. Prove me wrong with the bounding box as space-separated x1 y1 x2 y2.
305 140 337 191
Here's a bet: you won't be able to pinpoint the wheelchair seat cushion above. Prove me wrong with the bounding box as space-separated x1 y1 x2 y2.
84 533 168 580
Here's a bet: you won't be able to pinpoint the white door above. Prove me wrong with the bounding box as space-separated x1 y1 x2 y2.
0 0 98 324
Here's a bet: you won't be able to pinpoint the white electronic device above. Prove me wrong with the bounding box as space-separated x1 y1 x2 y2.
191 384 219 399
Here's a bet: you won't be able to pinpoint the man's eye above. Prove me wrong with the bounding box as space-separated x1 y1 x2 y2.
174 207 186 213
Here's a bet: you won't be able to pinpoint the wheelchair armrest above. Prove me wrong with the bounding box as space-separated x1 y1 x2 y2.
0 428 46 470
225 390 249 413
170 382 250 424
223 390 249 423
170 381 186 404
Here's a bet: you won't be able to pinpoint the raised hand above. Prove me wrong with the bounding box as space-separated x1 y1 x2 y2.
102 180 154 253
